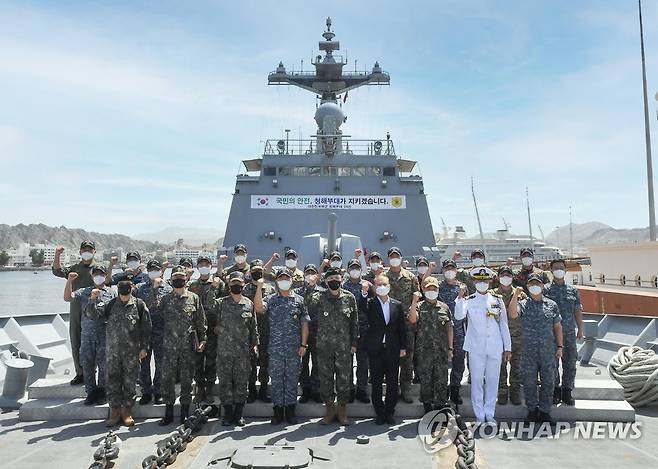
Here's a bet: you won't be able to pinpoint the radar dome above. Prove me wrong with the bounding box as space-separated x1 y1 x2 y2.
314 103 346 130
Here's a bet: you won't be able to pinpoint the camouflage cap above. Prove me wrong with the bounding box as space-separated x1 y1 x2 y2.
303 263 318 274
228 271 245 283
368 251 382 261
325 266 343 277
470 266 495 280
197 254 212 264
387 246 402 257
416 256 429 266
146 259 162 270
80 240 95 250
285 249 298 258
249 259 264 270
329 251 342 260
91 264 107 274
347 259 361 269
442 259 457 269
520 247 534 256
171 265 186 277
275 268 293 279
178 257 193 267
471 249 485 258
498 265 514 276
233 244 247 253
527 272 544 284
423 276 439 288
126 251 141 261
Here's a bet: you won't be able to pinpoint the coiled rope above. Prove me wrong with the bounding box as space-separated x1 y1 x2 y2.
608 345 658 407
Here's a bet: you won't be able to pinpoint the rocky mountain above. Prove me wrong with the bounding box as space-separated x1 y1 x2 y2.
133 226 223 247
0 223 171 252
545 222 612 249
545 222 653 250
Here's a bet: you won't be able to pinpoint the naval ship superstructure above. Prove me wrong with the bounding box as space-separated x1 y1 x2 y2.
222 18 436 265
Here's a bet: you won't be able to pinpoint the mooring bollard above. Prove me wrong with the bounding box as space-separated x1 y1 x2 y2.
0 357 34 410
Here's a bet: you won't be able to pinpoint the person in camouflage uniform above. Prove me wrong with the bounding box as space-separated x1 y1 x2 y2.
242 259 275 403
438 259 466 405
509 274 564 423
295 264 323 403
513 247 550 293
494 265 527 405
264 249 306 289
135 259 172 405
188 254 225 404
212 271 258 427
64 265 114 406
217 244 250 281
255 270 310 425
86 279 151 427
363 251 385 284
544 258 583 406
178 257 196 284
385 246 420 403
409 276 453 413
158 266 207 426
342 258 370 404
305 267 358 425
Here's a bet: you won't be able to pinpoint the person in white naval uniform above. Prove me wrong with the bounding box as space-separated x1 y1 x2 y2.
454 267 511 423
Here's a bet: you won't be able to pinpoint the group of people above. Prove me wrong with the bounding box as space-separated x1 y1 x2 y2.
53 240 583 428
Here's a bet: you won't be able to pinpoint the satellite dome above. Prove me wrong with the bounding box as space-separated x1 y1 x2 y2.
314 103 346 129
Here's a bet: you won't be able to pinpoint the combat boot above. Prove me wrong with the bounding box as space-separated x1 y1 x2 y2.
497 388 509 405
553 386 562 405
139 393 152 405
355 389 370 404
159 404 174 426
222 405 234 426
180 404 190 424
270 406 284 425
233 403 246 426
525 407 539 423
258 384 272 403
319 401 336 425
423 402 433 414
298 387 312 404
336 404 351 426
399 390 413 404
509 386 522 406
96 387 107 405
247 383 258 403
538 410 554 425
84 388 98 406
285 405 298 425
106 407 122 427
121 407 135 427
311 391 323 403
449 385 463 405
561 388 575 406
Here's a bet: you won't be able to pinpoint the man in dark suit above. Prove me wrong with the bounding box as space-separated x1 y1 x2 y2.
358 275 407 425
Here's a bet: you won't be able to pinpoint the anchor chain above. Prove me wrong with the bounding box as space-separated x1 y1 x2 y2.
453 414 477 469
88 430 120 469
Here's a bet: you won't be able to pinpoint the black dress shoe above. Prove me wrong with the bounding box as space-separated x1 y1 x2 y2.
222 405 234 426
285 405 298 425
159 404 174 426
384 413 396 425
271 406 284 425
70 374 84 386
561 388 575 406
233 403 246 427
525 408 539 423
95 387 106 405
139 393 152 405
553 386 562 405
311 392 323 403
298 388 311 404
355 389 370 404
247 385 258 404
258 385 272 403
375 413 386 425
84 389 98 406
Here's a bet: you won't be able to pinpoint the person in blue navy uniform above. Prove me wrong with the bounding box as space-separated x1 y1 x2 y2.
358 275 407 425
108 251 149 286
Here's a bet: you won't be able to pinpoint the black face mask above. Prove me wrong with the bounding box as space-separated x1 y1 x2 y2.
117 281 132 296
230 284 243 294
327 280 341 291
171 278 186 289
251 271 262 281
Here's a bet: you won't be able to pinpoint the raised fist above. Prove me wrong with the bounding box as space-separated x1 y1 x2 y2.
256 278 265 286
360 280 371 294
354 248 363 257
90 288 102 300
272 252 280 261
154 278 163 289
452 251 462 260
458 284 467 298
412 291 423 301
218 255 228 263
321 259 330 267
68 272 78 281
429 261 437 269
55 246 65 256
110 256 119 265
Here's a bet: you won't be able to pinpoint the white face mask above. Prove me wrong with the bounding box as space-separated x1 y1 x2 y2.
389 258 402 267
304 274 315 283
529 285 543 296
370 262 381 271
127 260 140 270
475 282 489 294
93 275 106 286
148 270 161 280
349 269 361 280
552 269 566 279
198 266 211 276
424 290 438 301
81 251 94 261
499 276 513 287
521 256 534 267
277 280 292 291
330 260 342 268
285 259 297 269
235 255 247 264
472 257 484 267
444 270 457 280
417 266 429 275
376 285 390 296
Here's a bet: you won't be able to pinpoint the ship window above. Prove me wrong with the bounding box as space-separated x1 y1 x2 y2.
263 167 276 176
353 167 367 177
308 166 322 176
372 167 382 176
278 167 291 176
291 167 307 176
653 276 658 288
635 275 642 287
338 167 351 176
322 167 337 176
620 274 626 286
383 167 395 176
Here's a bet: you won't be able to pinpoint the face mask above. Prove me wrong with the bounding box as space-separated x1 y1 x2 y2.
81 251 94 261
198 266 211 276
230 284 243 294
552 269 566 279
475 282 489 294
148 270 161 280
521 256 534 267
376 285 390 296
251 270 263 281
370 262 381 271
349 269 361 280
444 270 457 280
277 280 292 291
117 281 132 296
93 275 106 286
499 276 513 287
424 290 438 301
285 259 297 269
330 260 342 268
417 266 429 275
327 280 341 291
235 255 246 264
472 257 484 267
389 258 402 267
127 260 140 270
304 274 315 283
172 278 186 289
529 285 543 296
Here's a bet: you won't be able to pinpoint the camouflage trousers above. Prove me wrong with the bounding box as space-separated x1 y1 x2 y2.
162 346 195 405
299 333 319 392
139 325 163 395
249 333 269 388
399 320 416 393
417 353 449 405
318 347 352 405
521 342 556 413
350 340 369 392
269 351 301 406
217 352 250 404
107 349 140 408
498 329 522 395
80 323 106 394
449 320 466 387
555 324 577 390
194 329 218 390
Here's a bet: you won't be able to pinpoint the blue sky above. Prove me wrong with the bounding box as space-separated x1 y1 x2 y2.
1 0 657 239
